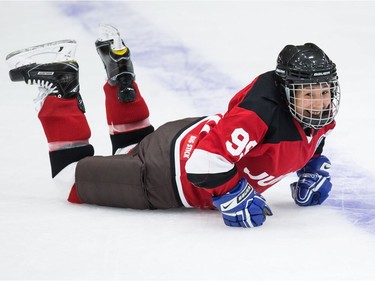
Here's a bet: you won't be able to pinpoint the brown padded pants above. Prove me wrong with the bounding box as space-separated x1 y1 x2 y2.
75 117 201 209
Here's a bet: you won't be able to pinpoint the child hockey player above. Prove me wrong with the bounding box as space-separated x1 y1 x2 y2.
6 24 340 228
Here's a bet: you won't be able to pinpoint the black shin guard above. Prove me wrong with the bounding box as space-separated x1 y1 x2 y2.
110 125 154 155
49 144 95 178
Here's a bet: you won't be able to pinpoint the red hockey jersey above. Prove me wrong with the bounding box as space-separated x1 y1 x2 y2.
172 71 335 209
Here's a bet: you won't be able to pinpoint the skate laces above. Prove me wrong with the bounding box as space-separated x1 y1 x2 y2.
29 79 58 111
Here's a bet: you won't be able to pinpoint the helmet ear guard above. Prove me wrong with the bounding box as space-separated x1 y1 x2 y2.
275 43 341 129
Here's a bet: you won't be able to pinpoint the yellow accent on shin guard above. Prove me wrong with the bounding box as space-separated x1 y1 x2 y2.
112 47 128 56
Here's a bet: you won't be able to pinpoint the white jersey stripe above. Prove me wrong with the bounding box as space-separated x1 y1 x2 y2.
173 117 212 208
185 149 234 174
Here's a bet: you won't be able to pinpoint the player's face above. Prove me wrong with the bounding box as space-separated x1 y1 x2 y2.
294 83 331 121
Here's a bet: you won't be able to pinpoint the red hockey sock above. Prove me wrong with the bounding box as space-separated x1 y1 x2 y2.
67 184 83 204
104 81 150 131
38 96 91 143
38 96 92 205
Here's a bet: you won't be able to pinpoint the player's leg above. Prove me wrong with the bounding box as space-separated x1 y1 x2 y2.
74 118 201 210
95 24 154 155
8 59 94 203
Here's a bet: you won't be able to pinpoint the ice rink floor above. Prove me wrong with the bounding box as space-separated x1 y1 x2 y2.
1 2 375 280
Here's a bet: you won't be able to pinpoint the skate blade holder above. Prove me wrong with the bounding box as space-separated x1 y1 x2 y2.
6 39 77 69
98 23 124 51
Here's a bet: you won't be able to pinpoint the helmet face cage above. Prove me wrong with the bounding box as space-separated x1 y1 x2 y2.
284 79 341 129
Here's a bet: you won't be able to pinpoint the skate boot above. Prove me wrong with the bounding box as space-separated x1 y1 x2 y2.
95 24 136 103
9 60 85 112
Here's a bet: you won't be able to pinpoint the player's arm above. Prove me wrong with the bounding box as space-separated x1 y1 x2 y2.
186 107 272 228
186 107 267 195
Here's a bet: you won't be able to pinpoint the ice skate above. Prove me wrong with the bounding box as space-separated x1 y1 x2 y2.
8 60 84 112
6 40 85 112
95 24 136 103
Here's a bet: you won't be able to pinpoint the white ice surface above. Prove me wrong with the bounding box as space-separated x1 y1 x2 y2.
0 1 375 280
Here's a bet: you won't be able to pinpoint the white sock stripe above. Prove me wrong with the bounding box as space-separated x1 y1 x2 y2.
109 118 151 134
48 140 90 151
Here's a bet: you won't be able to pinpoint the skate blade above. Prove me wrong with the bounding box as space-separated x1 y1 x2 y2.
97 23 125 51
5 39 77 69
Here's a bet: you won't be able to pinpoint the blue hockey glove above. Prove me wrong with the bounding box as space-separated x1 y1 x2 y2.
290 155 332 206
212 178 273 228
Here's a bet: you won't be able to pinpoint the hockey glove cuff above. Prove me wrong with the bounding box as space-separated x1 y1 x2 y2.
290 155 332 206
212 178 273 228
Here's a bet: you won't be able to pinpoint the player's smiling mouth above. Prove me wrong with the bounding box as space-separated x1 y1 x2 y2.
305 110 323 117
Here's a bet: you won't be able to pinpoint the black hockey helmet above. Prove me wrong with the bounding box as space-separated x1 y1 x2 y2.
275 43 341 129
275 43 337 84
